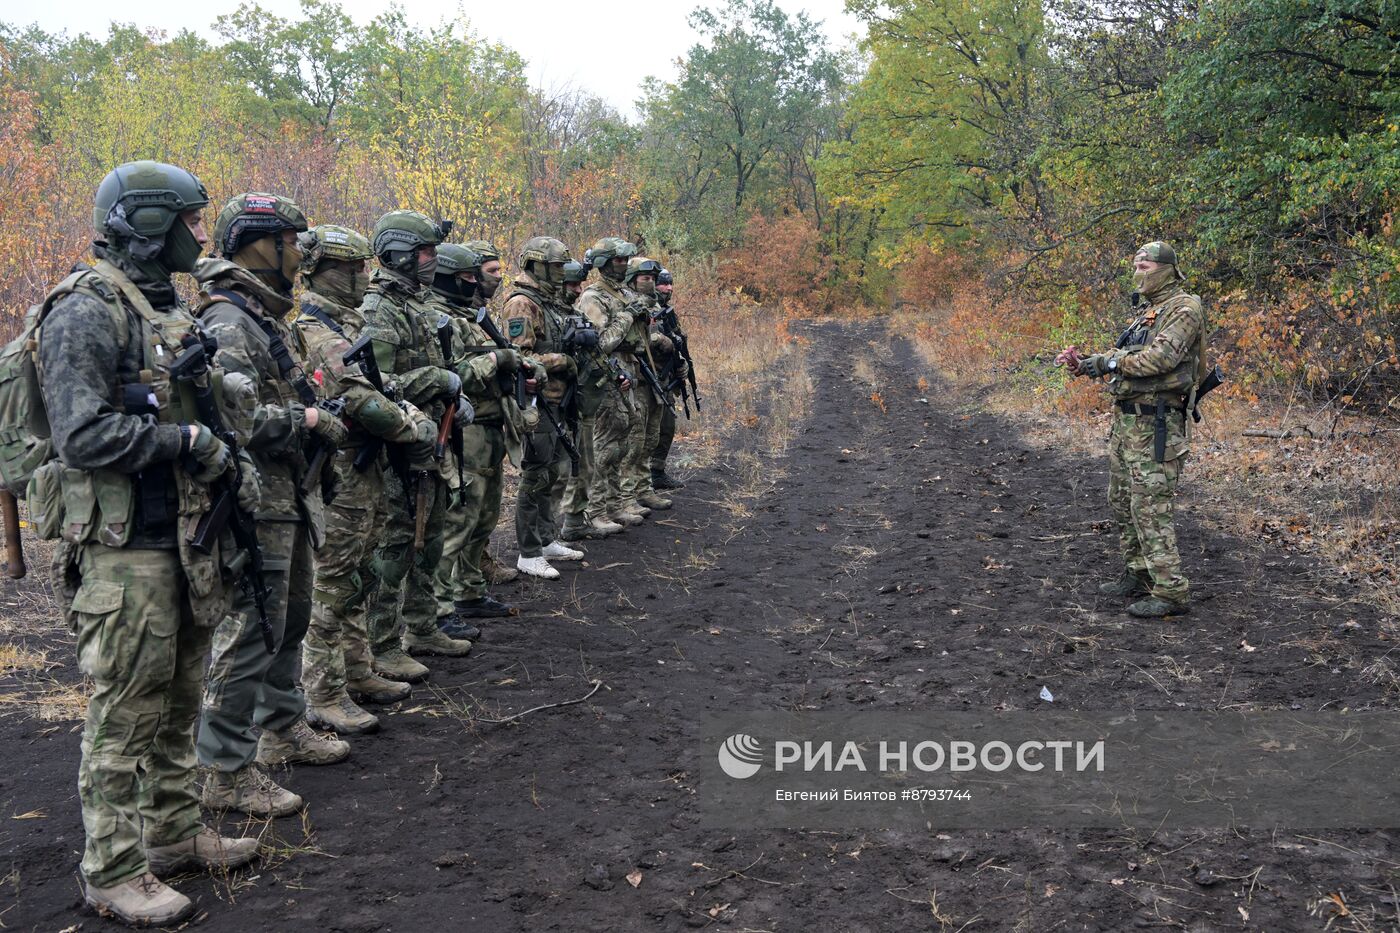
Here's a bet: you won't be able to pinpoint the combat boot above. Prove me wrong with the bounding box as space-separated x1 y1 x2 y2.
652 469 685 490
589 515 626 536
374 647 430 683
612 509 643 527
257 719 351 767
403 629 473 657
1098 570 1152 597
624 501 652 517
454 595 517 618
438 615 481 640
542 540 585 561
1127 596 1189 619
85 872 193 927
348 671 412 704
482 551 520 584
146 827 260 876
517 555 561 580
560 514 595 541
306 693 380 735
638 491 672 511
202 766 303 818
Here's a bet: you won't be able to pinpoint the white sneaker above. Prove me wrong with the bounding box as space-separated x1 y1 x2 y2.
542 540 585 561
517 555 560 579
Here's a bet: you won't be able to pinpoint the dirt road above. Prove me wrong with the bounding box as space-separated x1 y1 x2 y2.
3 321 1396 931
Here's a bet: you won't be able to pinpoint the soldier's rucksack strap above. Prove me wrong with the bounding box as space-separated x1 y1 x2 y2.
205 288 318 407
299 301 346 338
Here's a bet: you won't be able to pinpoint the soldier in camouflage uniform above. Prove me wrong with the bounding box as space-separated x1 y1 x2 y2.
460 239 519 587
576 237 647 528
1063 241 1205 618
431 243 537 630
292 225 436 734
362 211 474 682
650 267 688 491
621 256 675 513
559 260 619 541
505 236 587 578
194 194 353 819
37 161 259 926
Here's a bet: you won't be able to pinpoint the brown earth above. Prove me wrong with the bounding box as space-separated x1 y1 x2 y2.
2 320 1398 932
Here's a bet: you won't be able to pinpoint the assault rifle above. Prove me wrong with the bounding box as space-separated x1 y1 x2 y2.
475 313 581 475
435 316 469 506
654 306 701 418
343 334 415 520
170 331 275 654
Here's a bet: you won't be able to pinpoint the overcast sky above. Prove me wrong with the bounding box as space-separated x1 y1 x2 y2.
10 0 864 117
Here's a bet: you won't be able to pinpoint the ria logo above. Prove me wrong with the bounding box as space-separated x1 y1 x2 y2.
718 733 764 779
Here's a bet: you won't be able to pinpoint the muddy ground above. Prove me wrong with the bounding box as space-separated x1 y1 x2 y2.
3 320 1398 931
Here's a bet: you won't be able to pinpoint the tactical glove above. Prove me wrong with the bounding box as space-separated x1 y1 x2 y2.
454 395 475 427
409 410 437 447
493 348 521 374
309 406 348 448
407 439 437 473
649 332 675 355
1078 354 1112 379
187 426 233 479
234 450 262 513
439 369 463 399
528 359 549 384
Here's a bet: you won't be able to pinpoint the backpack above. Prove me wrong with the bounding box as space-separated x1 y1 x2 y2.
0 264 131 497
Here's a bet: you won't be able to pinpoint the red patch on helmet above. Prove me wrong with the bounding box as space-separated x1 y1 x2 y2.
245 195 278 214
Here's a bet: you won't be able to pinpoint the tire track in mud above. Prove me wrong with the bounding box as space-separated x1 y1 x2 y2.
3 319 1396 931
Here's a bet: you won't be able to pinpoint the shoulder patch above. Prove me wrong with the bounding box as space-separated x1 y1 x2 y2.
508 319 525 338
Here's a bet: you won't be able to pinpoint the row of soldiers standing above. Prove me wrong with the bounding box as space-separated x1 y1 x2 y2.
29 161 695 927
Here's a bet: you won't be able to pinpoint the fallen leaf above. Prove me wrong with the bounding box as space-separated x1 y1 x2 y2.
626 870 643 888
12 809 46 819
1240 640 1258 653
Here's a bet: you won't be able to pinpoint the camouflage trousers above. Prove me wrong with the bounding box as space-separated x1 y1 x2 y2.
651 403 676 474
302 451 385 702
369 468 446 653
516 400 571 557
587 389 635 520
71 544 213 887
1108 410 1189 602
622 385 663 503
198 519 314 772
561 416 594 519
433 423 506 614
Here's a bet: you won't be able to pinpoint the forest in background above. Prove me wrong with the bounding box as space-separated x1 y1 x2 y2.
0 0 1396 411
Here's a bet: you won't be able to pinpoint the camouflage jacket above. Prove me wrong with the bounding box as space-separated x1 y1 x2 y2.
39 256 191 549
361 268 455 421
503 271 575 403
291 289 422 450
1104 286 1205 405
195 258 316 524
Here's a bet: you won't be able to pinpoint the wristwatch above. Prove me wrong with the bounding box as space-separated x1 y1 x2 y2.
1107 358 1118 372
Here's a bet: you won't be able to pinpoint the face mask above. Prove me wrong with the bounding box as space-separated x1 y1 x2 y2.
416 253 439 286
234 235 297 294
314 265 369 306
157 219 204 275
479 270 501 299
563 285 581 306
544 264 566 285
1133 265 1176 300
633 277 656 297
602 259 627 282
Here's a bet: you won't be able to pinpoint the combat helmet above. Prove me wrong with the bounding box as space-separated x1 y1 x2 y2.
464 239 500 263
213 192 309 292
519 236 572 287
624 256 662 286
562 261 589 284
431 243 485 304
373 211 450 278
587 236 637 279
299 224 371 275
93 160 210 272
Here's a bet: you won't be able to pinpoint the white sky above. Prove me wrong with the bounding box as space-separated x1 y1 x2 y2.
9 0 864 117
